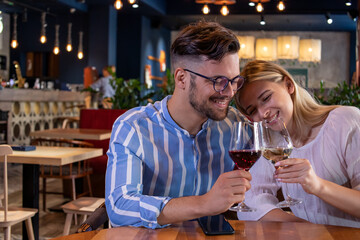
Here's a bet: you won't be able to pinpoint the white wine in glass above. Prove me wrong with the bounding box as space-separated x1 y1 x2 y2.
261 119 303 208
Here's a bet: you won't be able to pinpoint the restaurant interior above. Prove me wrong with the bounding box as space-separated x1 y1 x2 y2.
0 0 359 239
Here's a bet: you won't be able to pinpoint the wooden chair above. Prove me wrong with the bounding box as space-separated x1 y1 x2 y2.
30 138 94 211
0 145 38 240
61 197 106 235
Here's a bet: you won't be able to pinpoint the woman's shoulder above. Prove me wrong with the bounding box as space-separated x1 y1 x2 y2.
328 106 360 120
324 106 360 132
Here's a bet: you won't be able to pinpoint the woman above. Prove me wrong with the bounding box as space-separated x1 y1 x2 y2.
235 60 360 228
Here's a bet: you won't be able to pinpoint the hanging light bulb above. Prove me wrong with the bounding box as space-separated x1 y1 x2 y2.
202 4 210 14
11 13 18 49
53 24 60 55
66 22 72 52
128 0 136 4
326 13 333 24
277 1 285 11
220 5 229 16
40 12 47 44
114 0 123 10
256 2 263 12
260 15 266 25
78 31 84 60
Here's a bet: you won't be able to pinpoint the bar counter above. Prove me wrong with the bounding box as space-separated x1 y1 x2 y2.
0 88 87 145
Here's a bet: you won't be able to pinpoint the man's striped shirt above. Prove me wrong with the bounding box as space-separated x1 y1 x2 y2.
105 96 243 229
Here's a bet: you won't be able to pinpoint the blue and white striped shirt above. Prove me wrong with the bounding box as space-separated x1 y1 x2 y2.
105 96 244 229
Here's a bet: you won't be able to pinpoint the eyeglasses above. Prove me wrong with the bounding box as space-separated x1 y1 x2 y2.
184 69 245 93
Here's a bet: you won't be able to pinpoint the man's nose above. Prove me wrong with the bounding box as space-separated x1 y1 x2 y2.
219 82 235 97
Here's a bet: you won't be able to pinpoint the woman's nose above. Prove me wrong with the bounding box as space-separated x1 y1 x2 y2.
258 107 270 119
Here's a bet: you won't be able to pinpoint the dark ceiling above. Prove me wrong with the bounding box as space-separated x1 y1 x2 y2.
0 0 358 31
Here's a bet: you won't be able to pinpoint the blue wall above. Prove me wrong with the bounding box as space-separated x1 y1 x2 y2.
140 16 171 89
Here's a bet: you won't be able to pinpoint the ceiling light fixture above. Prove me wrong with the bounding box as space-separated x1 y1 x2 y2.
260 15 266 25
347 10 358 22
215 0 235 15
114 0 123 10
40 12 47 44
256 2 263 12
277 1 285 11
220 4 229 16
11 13 18 49
202 4 210 14
78 31 84 60
345 0 352 6
249 2 255 7
53 24 60 55
66 23 72 52
326 13 333 24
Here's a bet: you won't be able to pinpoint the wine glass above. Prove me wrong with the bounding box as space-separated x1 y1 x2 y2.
228 121 262 212
261 118 303 208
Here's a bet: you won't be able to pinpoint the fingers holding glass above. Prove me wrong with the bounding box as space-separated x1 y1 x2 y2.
261 119 303 208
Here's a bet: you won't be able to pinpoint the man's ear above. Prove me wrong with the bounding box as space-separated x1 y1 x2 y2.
173 68 187 90
284 76 295 95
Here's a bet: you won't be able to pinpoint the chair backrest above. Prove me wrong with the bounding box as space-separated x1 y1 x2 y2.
0 145 13 221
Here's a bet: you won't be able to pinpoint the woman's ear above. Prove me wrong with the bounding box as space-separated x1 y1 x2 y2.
173 68 187 90
284 76 295 95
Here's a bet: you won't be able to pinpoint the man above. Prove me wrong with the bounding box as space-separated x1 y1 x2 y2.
105 21 251 229
90 65 115 103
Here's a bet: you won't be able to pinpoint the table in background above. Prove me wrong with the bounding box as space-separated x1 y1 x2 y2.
6 146 103 240
51 220 360 240
30 128 112 141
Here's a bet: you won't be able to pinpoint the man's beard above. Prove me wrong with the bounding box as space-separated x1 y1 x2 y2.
188 78 229 121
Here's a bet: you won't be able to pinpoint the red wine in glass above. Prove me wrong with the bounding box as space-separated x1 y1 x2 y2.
229 121 262 212
229 150 261 171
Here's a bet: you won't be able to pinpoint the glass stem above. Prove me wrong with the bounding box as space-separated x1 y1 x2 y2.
284 183 291 200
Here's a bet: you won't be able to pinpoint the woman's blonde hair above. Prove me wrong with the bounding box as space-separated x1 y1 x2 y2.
235 60 338 142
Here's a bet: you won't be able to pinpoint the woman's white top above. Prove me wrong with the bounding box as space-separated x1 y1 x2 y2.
237 106 360 228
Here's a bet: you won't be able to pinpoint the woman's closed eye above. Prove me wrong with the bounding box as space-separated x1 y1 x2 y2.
248 108 257 116
263 94 272 102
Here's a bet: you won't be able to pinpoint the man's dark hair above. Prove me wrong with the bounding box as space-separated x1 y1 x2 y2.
171 21 239 68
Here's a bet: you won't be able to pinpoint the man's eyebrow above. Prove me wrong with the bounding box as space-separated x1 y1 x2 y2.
244 90 270 113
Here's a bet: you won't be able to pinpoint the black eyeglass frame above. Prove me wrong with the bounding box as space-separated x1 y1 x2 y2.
184 68 245 93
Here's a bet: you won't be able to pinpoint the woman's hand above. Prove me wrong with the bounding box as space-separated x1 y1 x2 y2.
274 158 323 195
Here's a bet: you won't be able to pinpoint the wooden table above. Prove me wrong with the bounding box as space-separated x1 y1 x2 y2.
51 220 360 240
5 146 103 240
30 128 112 141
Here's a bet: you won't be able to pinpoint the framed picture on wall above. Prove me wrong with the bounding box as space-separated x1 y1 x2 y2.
287 68 308 88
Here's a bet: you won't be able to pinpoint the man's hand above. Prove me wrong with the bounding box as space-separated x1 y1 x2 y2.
199 170 252 216
157 170 251 226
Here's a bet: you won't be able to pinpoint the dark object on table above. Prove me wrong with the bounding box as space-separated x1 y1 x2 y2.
11 145 36 151
197 214 234 235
